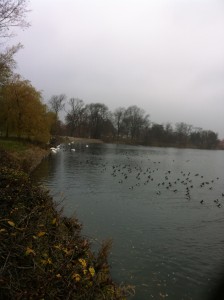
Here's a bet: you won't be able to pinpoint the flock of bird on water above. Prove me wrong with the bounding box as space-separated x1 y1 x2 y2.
50 141 88 153
50 143 224 209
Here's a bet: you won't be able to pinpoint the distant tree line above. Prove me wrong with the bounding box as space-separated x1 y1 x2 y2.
48 96 220 149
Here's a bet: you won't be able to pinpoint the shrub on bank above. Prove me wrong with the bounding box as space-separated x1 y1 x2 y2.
0 149 134 299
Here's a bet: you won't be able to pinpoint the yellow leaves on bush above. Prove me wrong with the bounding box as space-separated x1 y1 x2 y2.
54 244 72 255
78 258 87 268
89 266 95 277
0 228 7 233
41 257 52 265
37 231 46 237
78 259 95 278
53 244 72 256
56 273 62 279
63 248 73 256
72 273 81 282
25 247 36 256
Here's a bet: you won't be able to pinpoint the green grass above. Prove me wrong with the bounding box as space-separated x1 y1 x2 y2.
0 138 29 152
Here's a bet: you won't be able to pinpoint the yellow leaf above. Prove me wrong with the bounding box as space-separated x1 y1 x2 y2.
54 244 62 250
37 231 46 237
47 258 52 264
83 269 87 275
63 248 69 255
0 229 6 233
25 247 36 256
72 273 81 282
89 266 95 277
63 248 72 256
52 218 57 225
78 258 87 268
56 273 62 278
41 257 52 265
7 221 15 227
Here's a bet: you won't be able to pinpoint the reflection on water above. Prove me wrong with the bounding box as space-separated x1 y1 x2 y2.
32 144 224 299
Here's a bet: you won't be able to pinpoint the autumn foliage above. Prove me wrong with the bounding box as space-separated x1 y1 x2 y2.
0 76 55 143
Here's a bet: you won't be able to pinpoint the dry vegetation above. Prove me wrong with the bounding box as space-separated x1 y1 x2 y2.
0 146 134 299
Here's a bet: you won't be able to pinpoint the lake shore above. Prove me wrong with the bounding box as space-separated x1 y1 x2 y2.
0 140 133 299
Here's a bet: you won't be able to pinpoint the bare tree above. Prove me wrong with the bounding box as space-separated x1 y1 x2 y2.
0 0 30 39
65 98 86 137
175 122 193 146
123 105 149 140
113 107 125 138
0 1 30 83
85 103 109 139
49 94 66 119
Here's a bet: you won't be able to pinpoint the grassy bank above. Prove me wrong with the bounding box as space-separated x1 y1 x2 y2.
0 140 134 299
0 138 49 174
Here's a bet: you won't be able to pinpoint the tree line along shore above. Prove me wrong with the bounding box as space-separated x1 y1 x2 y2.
0 139 134 299
1 89 223 150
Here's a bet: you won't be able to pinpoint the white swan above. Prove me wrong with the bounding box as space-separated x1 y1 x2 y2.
50 146 61 153
50 147 58 154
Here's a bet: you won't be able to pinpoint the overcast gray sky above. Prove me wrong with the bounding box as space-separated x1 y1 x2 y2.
13 0 224 138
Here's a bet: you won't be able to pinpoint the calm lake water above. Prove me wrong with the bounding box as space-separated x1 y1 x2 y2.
32 144 224 300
